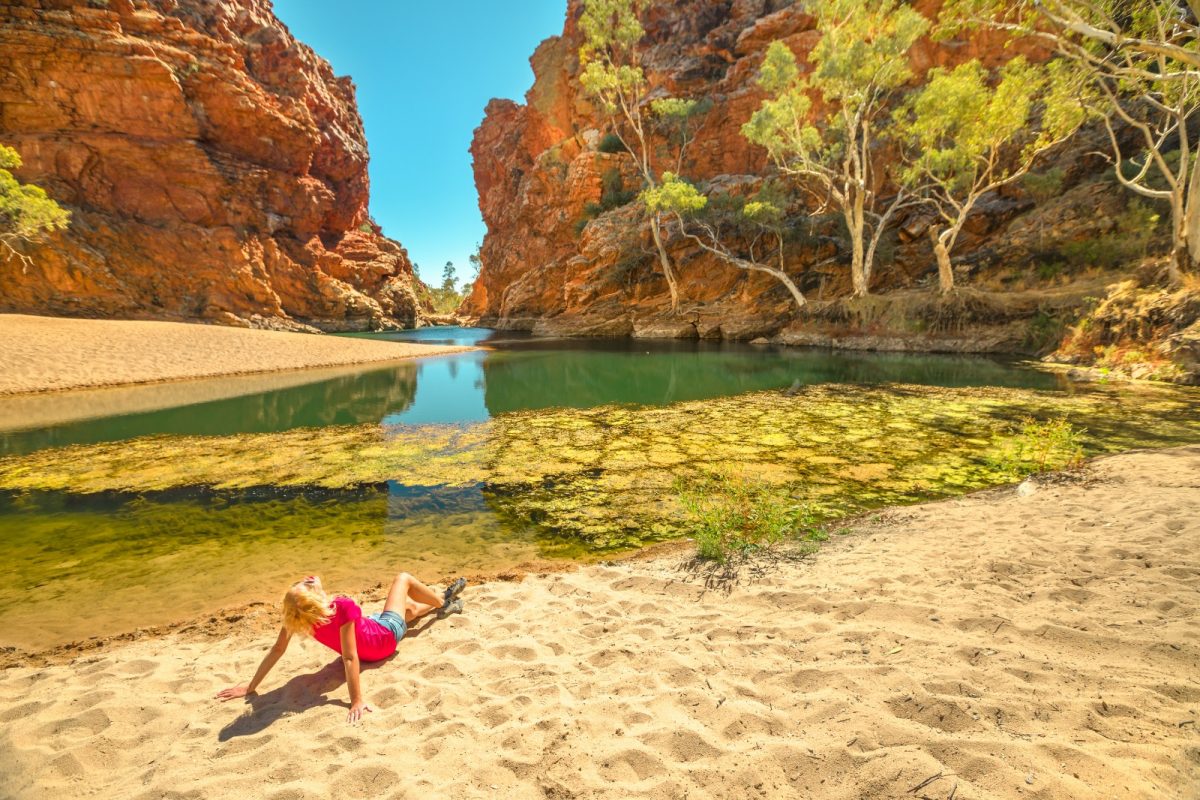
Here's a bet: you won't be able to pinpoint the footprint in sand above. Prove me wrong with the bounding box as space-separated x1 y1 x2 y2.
327 765 400 799
642 728 722 764
597 746 668 782
886 694 979 734
481 704 511 728
37 707 112 738
0 700 50 723
419 661 465 680
489 645 537 662
115 658 157 676
265 789 323 800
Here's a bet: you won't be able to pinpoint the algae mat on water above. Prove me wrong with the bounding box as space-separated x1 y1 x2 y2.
3 383 1199 551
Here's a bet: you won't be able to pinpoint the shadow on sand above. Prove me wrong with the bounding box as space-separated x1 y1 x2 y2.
217 613 453 741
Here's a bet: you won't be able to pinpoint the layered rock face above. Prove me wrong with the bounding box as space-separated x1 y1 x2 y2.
468 0 1120 341
1 0 427 331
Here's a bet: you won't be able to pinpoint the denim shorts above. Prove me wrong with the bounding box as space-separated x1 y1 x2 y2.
368 610 407 643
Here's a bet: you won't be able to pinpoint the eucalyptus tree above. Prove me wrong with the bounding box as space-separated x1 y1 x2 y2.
642 173 811 309
579 0 706 312
740 1 930 297
894 58 1090 293
0 144 69 268
942 0 1200 281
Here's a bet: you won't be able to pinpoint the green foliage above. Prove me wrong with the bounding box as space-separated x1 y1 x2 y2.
468 242 482 278
537 144 569 179
597 132 626 154
743 4 929 172
1023 167 1066 249
987 417 1085 478
427 289 464 315
936 1 1199 279
640 172 707 215
693 181 815 248
649 97 704 120
675 471 812 563
742 200 782 225
1059 200 1162 269
895 58 1087 192
1023 168 1066 205
1035 261 1065 281
1119 148 1181 194
579 0 649 116
650 97 712 159
611 252 649 288
579 0 648 55
0 144 70 261
740 3 929 296
893 54 1090 287
578 168 639 234
423 260 464 313
1023 308 1068 353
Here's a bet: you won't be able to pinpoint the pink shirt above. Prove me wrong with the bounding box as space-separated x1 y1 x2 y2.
311 596 397 662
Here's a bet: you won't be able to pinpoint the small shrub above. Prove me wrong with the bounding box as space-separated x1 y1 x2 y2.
538 144 569 179
612 254 650 289
987 417 1085 478
675 471 815 564
1024 308 1068 353
574 167 638 236
1035 261 1065 282
1059 200 1162 270
598 167 637 209
597 132 625 154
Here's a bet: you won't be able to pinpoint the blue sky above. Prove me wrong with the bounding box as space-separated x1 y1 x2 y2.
274 1 566 289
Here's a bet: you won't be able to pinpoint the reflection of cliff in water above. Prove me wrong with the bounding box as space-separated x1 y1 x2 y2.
1 364 419 456
479 341 1065 416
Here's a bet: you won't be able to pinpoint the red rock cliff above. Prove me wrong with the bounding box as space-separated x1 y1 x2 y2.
468 0 1121 340
0 0 428 331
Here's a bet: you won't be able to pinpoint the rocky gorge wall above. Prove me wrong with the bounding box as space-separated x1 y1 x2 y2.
0 0 428 331
467 0 1132 346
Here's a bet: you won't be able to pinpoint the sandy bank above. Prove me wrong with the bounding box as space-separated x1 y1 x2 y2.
1 446 1198 799
0 315 473 395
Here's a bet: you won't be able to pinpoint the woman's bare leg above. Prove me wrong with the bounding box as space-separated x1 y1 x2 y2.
383 572 444 623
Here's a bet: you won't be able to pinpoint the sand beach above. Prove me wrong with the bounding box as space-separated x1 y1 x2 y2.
0 446 1196 799
0 315 473 395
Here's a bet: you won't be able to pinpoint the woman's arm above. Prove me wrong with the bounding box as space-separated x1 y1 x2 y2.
216 626 291 700
339 621 372 723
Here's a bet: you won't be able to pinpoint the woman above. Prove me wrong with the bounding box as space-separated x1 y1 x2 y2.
216 572 465 722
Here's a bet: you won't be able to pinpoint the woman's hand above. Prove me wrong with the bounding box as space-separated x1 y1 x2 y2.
216 684 253 701
347 700 373 724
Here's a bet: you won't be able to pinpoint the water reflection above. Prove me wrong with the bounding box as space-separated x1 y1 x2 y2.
0 365 419 456
0 327 1065 456
0 484 539 650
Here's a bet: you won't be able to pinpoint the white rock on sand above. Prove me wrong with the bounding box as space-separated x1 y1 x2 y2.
0 314 473 395
1 446 1198 799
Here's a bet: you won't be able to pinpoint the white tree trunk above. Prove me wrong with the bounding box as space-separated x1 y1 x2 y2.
848 202 868 298
649 215 681 312
1184 154 1200 275
930 227 955 294
1169 189 1188 285
676 223 806 312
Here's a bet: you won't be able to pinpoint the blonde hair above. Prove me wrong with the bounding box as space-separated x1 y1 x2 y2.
281 582 334 636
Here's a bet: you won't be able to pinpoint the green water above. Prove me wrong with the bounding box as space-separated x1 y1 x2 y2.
2 329 1198 651
0 329 1063 455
